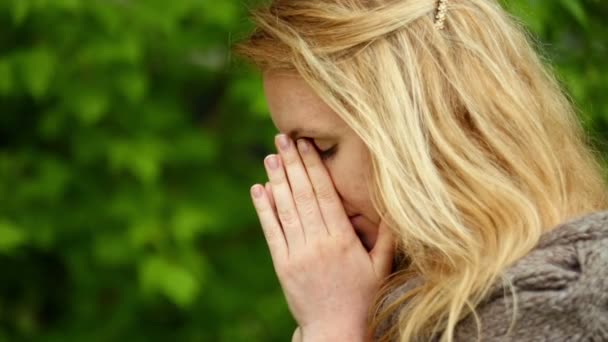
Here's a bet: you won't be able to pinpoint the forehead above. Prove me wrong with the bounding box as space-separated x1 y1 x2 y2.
262 71 346 137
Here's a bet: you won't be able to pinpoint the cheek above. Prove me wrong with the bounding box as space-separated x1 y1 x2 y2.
329 163 381 250
328 163 373 212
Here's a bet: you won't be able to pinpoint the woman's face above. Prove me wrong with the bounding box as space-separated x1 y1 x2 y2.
262 71 380 251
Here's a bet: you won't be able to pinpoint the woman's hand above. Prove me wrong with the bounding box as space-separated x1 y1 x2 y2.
250 134 395 341
292 326 302 342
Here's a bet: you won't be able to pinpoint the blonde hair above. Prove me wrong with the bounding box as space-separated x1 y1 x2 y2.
234 0 608 341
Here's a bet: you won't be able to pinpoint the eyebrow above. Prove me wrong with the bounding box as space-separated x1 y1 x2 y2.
287 128 332 140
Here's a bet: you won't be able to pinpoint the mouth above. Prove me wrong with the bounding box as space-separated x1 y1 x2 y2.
348 214 362 226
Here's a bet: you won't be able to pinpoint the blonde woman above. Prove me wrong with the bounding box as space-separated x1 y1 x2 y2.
239 0 608 341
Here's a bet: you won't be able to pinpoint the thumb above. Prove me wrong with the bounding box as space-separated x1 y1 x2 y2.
369 218 396 277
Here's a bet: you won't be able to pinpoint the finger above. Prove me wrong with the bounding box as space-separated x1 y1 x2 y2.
265 181 276 215
250 184 288 262
369 219 396 277
275 134 327 237
264 154 305 246
292 326 302 342
296 139 351 236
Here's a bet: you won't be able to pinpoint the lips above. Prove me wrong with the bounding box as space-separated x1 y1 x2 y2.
348 214 362 226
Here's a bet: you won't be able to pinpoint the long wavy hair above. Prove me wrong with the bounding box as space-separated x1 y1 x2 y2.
234 0 608 341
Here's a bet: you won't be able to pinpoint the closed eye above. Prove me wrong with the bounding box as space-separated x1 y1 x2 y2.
300 138 337 161
316 144 337 161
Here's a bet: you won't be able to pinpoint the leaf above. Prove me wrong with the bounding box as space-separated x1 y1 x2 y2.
162 262 199 307
559 0 588 28
0 220 27 253
76 37 142 66
93 233 133 266
0 59 13 95
108 140 162 184
11 0 30 26
202 2 239 29
139 256 199 308
72 89 109 125
53 0 81 11
171 207 214 244
128 218 163 249
117 71 147 103
19 48 55 99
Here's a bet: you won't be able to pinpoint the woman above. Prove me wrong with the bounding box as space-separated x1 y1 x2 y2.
237 0 608 341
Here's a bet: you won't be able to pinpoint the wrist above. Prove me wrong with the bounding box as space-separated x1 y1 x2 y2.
300 321 370 342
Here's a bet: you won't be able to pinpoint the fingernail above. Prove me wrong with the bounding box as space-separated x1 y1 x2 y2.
277 134 290 150
265 155 279 170
251 185 263 198
297 139 309 153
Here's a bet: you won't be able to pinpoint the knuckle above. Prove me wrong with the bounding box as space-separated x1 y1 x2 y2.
293 192 318 218
299 204 317 219
281 153 299 166
262 225 279 241
258 204 274 216
293 189 315 204
334 232 357 253
315 241 332 258
315 185 336 202
310 235 334 255
277 207 299 226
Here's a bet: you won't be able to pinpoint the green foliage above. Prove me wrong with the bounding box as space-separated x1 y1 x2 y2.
500 0 608 149
0 0 605 341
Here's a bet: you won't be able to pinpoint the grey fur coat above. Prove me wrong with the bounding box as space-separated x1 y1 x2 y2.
375 210 608 341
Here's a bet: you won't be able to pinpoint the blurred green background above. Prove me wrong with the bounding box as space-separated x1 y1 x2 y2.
0 0 605 341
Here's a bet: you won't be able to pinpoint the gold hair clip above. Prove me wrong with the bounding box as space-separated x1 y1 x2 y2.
434 0 448 30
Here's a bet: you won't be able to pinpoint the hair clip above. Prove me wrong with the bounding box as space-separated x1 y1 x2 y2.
434 0 448 30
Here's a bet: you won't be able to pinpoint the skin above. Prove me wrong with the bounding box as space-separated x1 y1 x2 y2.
262 71 380 251
249 72 396 341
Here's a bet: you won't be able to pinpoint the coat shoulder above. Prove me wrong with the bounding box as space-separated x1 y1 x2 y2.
454 210 608 341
